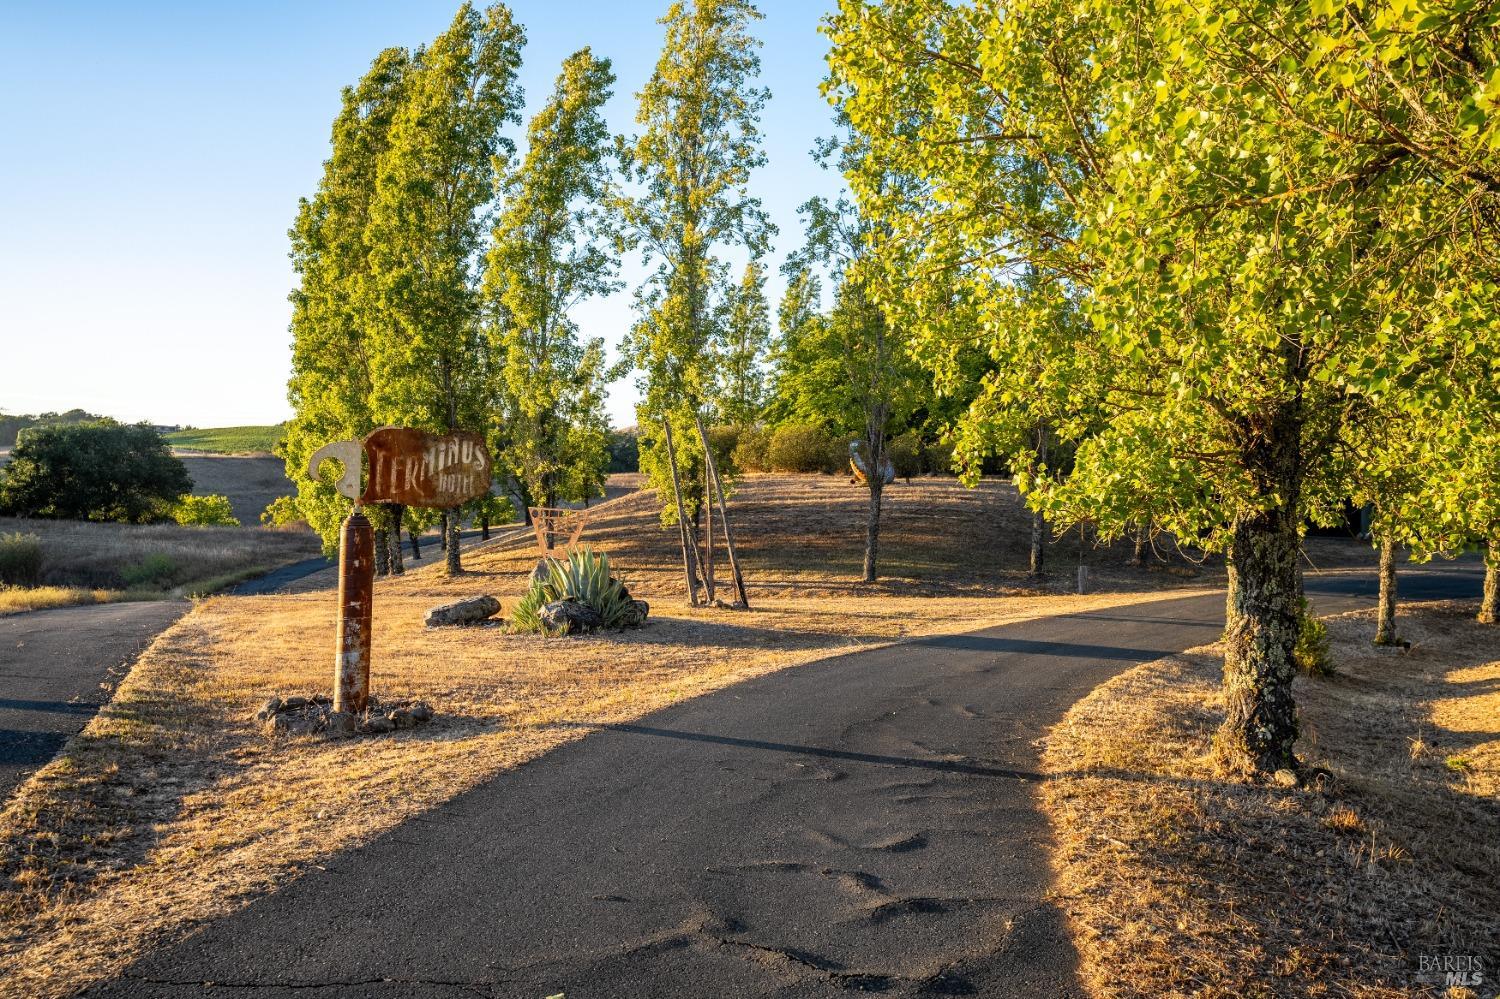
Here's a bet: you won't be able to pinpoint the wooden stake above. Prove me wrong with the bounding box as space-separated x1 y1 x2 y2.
694 414 748 608
662 418 703 605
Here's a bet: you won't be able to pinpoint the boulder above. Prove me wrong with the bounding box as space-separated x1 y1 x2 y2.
424 595 501 628
326 711 356 738
255 696 282 722
362 714 395 735
540 598 605 634
410 702 434 723
621 599 650 627
391 708 416 729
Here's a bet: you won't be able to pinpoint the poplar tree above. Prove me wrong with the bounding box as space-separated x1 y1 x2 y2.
826 0 1500 776
484 48 619 512
715 262 772 425
365 2 525 574
283 48 409 556
620 0 773 605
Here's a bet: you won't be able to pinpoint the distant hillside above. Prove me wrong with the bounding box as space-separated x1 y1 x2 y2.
0 409 106 447
165 425 285 454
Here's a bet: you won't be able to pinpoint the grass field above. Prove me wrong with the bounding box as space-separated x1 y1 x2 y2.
0 517 319 602
0 472 1222 996
178 454 298 526
1042 601 1499 997
165 424 284 454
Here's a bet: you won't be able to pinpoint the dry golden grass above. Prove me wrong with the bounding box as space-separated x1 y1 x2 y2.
0 585 157 616
1042 601 1500 998
0 516 319 592
0 473 1211 997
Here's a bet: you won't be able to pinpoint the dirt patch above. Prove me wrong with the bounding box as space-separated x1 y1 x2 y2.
0 473 1214 996
1041 601 1500 998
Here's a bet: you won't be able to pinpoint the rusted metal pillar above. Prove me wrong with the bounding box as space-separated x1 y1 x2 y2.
333 508 375 715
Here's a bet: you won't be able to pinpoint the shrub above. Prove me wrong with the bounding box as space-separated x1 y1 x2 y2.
1294 597 1333 675
707 424 742 479
512 546 637 634
260 495 303 528
767 424 837 474
733 424 773 472
888 432 922 481
172 494 240 527
121 553 178 588
0 420 190 523
0 532 43 586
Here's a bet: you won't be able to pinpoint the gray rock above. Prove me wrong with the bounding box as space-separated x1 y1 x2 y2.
620 599 650 627
391 709 416 729
256 696 282 722
363 714 395 735
282 695 309 710
540 598 605 634
264 713 293 736
326 711 356 738
410 702 434 723
424 595 502 628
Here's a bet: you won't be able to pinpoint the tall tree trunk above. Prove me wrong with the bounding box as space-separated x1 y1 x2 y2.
862 417 887 583
388 504 404 575
703 462 716 603
439 511 449 551
1028 424 1048 576
864 478 885 583
1218 411 1302 777
1130 520 1148 566
445 508 462 576
409 520 423 561
481 513 490 541
1374 530 1398 645
1480 538 1499 625
693 414 748 607
662 418 703 605
373 521 391 576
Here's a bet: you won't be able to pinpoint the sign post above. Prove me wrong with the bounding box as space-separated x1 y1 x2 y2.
309 428 493 717
334 508 375 713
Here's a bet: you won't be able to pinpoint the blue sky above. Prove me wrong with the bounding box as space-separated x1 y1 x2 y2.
0 0 843 429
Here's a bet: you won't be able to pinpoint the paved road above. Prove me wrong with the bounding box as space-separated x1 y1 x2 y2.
86 569 1482 998
0 601 189 800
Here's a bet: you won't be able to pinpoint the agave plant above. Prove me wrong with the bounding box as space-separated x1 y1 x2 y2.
511 546 636 634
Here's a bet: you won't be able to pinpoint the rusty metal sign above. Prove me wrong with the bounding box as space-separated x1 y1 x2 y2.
308 428 493 509
361 428 491 508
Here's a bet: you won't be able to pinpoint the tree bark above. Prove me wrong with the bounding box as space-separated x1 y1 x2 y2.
373 522 391 576
864 478 884 583
662 418 703 605
1218 409 1302 777
862 418 887 583
409 522 423 561
1130 520 1148 566
1480 538 1499 625
388 504 404 575
439 511 449 551
694 414 748 607
703 462 716 603
445 508 462 576
1028 425 1049 576
1374 530 1398 645
481 513 490 541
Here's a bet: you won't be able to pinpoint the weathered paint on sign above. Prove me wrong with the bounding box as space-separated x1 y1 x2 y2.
360 427 492 508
